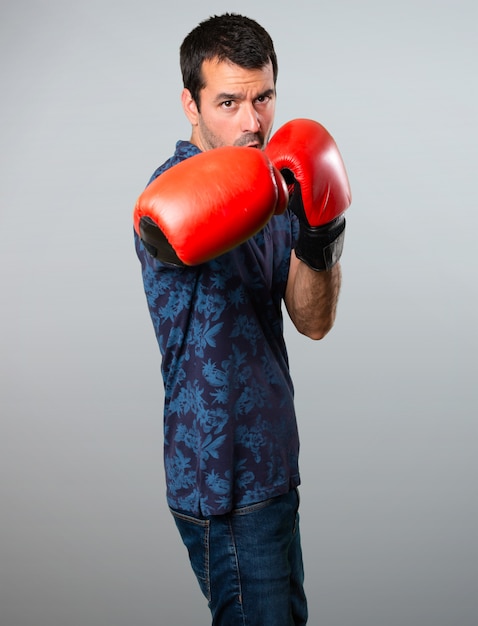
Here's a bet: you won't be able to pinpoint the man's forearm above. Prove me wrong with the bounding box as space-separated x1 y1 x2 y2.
285 254 342 340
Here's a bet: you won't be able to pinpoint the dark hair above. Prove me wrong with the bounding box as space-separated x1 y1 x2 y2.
180 13 278 109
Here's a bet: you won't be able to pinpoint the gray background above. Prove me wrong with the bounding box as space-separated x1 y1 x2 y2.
1 0 476 625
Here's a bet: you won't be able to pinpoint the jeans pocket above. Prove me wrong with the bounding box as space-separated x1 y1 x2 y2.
170 509 211 602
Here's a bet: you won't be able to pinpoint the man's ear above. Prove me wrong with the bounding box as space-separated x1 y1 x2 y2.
181 88 199 126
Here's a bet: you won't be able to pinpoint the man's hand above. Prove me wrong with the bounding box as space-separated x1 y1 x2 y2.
134 146 288 266
266 118 351 271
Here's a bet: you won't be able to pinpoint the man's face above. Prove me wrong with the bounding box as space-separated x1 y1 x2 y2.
182 58 276 151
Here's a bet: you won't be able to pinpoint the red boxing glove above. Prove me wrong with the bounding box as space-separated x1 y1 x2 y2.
266 119 352 271
133 146 289 266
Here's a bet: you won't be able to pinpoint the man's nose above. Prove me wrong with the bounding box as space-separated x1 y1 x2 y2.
240 103 261 133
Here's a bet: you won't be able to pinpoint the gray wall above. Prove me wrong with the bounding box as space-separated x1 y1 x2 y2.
1 1 476 624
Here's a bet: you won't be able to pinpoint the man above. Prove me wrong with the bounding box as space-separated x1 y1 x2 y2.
133 13 351 626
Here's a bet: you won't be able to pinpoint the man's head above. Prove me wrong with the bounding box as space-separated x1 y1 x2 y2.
180 13 278 107
179 14 279 151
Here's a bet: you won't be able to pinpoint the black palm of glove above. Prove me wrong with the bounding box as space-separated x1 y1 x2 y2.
283 169 346 272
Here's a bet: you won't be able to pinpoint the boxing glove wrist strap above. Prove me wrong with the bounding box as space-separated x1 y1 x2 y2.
295 215 346 272
139 216 185 267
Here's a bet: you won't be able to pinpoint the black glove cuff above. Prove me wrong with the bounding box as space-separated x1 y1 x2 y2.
139 216 185 267
295 215 346 271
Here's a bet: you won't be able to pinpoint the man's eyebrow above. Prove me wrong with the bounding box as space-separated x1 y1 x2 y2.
257 88 275 99
214 92 239 103
213 88 275 103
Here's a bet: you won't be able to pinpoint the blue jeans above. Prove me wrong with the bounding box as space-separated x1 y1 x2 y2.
170 489 308 625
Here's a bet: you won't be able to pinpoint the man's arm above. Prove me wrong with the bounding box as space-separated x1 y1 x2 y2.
266 119 351 339
285 252 342 340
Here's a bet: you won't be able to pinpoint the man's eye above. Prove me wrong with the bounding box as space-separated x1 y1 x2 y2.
222 100 233 108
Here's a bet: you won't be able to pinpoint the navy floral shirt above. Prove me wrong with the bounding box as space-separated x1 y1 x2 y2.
134 140 301 516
